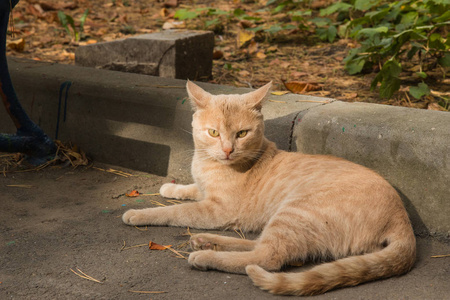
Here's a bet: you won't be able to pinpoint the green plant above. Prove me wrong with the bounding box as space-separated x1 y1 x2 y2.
320 0 450 101
58 9 89 42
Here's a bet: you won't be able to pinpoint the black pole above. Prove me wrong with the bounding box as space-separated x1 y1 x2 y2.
0 0 57 164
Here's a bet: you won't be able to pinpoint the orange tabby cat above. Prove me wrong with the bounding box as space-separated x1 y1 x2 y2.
122 81 416 295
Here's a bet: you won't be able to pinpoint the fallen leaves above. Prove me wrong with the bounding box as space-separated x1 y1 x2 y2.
282 79 321 94
238 30 255 48
149 241 172 250
271 91 289 96
7 38 25 52
126 190 140 197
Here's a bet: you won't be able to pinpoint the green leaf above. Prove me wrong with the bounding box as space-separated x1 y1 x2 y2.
174 9 198 20
320 2 352 16
272 4 285 13
57 11 71 36
355 0 381 11
380 77 401 99
416 72 427 79
429 33 445 50
356 26 389 40
438 52 450 67
80 9 89 31
409 82 430 99
432 10 450 23
310 17 331 27
382 60 402 78
233 8 245 17
346 58 366 75
265 25 283 34
205 18 220 28
327 25 337 43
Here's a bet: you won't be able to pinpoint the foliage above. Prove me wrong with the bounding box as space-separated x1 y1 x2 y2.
331 0 450 100
174 0 449 108
58 9 89 42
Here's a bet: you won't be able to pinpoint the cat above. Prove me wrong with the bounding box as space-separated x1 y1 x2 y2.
122 81 416 296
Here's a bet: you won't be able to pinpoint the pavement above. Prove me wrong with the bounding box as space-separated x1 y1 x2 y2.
0 165 449 300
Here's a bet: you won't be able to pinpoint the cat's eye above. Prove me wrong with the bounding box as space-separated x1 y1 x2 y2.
208 129 220 137
237 130 248 138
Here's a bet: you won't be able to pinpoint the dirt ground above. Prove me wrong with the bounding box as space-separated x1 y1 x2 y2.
6 0 449 110
1 163 449 300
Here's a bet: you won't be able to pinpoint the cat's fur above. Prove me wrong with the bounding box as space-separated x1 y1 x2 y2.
122 81 416 296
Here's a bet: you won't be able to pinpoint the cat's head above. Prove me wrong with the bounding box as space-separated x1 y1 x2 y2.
186 81 272 165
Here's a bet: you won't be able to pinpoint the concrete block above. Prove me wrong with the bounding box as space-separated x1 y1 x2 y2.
293 101 450 237
75 30 214 80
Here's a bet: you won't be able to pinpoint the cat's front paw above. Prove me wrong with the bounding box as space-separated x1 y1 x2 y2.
188 250 215 270
122 209 147 226
190 233 219 251
159 183 177 198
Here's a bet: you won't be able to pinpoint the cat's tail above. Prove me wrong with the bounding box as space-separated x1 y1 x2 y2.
245 234 416 296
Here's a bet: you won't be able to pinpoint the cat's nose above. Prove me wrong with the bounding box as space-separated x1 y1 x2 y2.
223 148 234 158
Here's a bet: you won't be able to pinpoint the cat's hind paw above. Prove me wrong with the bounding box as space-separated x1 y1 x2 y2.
190 233 219 251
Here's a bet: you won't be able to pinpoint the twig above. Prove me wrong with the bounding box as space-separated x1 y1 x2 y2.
134 226 148 231
431 254 450 258
121 243 149 251
150 200 166 207
134 84 184 89
93 167 132 177
164 245 188 259
268 99 287 103
167 199 183 205
70 268 103 284
128 290 167 294
6 184 34 188
234 228 246 239
296 99 331 104
141 193 160 196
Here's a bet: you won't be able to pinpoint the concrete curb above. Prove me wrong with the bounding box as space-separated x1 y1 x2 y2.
2 57 449 238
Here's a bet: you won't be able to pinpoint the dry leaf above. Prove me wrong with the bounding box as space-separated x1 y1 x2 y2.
163 0 178 8
255 51 266 59
290 71 308 78
238 30 255 48
269 58 281 66
282 80 320 94
149 241 172 250
247 41 258 54
126 190 140 197
238 70 251 77
7 38 25 52
280 61 290 69
160 8 168 17
238 20 254 29
271 91 289 96
343 92 358 99
427 103 447 111
213 50 223 60
162 20 185 30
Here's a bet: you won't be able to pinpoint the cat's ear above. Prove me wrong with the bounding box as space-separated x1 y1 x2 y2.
186 80 212 110
245 81 272 111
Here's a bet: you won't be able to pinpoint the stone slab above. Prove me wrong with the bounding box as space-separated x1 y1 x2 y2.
75 30 214 80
